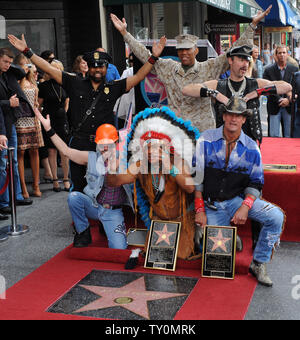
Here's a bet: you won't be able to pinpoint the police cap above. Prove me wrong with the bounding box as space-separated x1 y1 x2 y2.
83 51 112 68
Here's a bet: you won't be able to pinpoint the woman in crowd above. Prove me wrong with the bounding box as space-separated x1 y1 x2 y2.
38 60 70 192
14 54 44 198
72 55 88 78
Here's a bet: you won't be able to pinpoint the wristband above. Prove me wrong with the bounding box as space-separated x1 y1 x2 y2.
200 87 219 98
242 196 255 209
256 85 277 97
148 55 159 65
46 128 55 138
23 47 34 59
195 197 205 213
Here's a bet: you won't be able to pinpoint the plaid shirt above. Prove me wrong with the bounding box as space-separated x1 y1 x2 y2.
97 177 127 206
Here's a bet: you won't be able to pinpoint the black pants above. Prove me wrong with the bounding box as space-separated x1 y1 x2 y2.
69 136 95 193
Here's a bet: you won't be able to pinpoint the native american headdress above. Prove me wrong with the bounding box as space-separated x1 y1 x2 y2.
126 106 200 168
125 106 200 229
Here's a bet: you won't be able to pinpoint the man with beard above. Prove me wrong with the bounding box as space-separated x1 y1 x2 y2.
182 45 292 145
8 34 166 192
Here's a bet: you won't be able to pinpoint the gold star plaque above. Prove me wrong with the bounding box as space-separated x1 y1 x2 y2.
202 225 237 280
144 220 181 272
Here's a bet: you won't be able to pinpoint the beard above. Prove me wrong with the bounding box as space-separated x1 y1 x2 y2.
89 74 104 83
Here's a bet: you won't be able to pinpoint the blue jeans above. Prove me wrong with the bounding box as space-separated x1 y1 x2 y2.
0 125 24 209
205 196 284 263
293 108 300 137
68 191 127 249
269 107 291 137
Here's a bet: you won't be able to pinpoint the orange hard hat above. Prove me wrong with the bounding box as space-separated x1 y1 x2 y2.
94 124 118 144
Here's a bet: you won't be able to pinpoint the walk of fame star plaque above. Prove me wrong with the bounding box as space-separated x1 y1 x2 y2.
47 270 198 320
202 226 237 280
144 220 181 272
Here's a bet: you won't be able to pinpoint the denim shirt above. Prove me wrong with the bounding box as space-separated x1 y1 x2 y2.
83 151 134 210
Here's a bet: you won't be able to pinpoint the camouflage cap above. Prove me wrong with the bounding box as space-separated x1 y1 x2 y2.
175 34 199 49
219 96 253 117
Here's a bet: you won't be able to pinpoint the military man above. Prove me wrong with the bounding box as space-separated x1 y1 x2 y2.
110 6 271 133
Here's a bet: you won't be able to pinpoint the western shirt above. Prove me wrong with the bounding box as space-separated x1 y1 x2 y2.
195 126 264 201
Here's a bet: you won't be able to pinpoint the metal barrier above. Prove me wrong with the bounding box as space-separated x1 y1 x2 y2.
0 147 29 240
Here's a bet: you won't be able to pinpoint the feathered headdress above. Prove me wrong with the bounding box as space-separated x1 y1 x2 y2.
126 106 200 168
126 106 200 229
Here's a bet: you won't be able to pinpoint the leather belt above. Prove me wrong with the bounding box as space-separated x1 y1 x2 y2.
102 204 122 210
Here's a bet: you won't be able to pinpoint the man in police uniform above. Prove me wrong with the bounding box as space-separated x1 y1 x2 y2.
8 34 167 192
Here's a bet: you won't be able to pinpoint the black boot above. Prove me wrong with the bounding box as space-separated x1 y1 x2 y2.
73 227 92 248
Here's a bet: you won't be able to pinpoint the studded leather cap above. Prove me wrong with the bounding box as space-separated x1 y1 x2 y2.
226 45 252 61
219 96 253 117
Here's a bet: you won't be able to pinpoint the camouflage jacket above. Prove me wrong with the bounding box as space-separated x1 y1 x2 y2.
124 25 255 132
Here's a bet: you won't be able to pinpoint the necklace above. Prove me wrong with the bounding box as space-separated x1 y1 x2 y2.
228 78 246 97
223 132 239 167
51 82 62 103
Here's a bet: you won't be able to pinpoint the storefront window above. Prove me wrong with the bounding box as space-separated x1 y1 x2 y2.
0 19 56 56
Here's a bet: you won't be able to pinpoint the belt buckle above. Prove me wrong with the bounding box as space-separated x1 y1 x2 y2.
102 203 111 209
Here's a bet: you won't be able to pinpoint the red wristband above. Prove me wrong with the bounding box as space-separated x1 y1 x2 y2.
195 198 205 213
242 196 255 209
148 55 158 65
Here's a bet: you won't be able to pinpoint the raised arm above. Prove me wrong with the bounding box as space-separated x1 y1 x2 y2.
125 36 166 92
8 34 62 85
34 109 88 165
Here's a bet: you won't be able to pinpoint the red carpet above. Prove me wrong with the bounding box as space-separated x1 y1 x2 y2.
2 137 298 320
0 225 256 320
261 137 300 242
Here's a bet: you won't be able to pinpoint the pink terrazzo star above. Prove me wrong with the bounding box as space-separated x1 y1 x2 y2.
74 276 187 319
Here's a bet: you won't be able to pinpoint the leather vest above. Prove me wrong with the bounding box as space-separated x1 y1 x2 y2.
215 78 262 144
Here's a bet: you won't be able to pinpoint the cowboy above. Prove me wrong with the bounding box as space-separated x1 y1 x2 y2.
182 44 292 249
194 96 285 287
34 108 134 249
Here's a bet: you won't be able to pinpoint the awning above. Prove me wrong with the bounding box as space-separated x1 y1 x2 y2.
199 0 262 19
256 0 300 28
104 0 263 19
282 1 300 29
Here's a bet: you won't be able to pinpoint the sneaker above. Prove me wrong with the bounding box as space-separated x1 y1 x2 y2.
249 261 273 287
73 227 92 248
